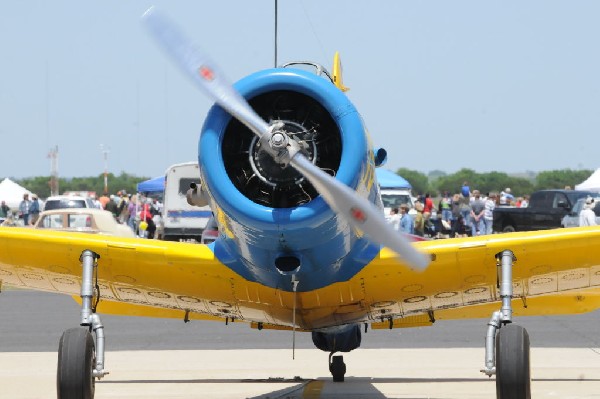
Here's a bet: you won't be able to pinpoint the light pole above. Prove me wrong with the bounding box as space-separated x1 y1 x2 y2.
100 144 110 195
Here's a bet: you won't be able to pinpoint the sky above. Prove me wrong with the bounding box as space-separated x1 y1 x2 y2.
1 1 600 180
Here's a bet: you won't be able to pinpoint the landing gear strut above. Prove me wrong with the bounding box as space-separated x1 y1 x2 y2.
481 250 531 399
329 353 346 382
57 250 108 399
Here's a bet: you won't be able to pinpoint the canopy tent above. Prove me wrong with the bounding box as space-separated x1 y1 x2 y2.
0 178 34 209
375 169 411 189
137 176 165 193
575 168 600 192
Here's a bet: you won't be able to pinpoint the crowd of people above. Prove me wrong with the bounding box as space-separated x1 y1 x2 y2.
93 191 163 239
3 181 596 240
0 193 42 227
387 182 532 239
1 191 163 239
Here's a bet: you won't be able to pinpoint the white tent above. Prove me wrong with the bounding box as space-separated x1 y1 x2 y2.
575 168 600 192
0 178 34 209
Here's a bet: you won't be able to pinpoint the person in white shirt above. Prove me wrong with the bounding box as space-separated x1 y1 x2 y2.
499 188 514 206
387 207 401 231
579 197 597 226
483 193 497 235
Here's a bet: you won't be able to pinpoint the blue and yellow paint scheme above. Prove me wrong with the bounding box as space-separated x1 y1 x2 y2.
2 226 600 331
2 57 600 346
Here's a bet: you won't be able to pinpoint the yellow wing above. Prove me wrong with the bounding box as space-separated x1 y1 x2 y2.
2 226 600 330
0 228 239 322
363 226 600 328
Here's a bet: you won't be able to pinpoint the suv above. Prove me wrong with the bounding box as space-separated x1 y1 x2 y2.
43 195 96 211
493 189 595 232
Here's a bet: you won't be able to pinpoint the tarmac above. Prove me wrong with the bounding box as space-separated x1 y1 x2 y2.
1 290 600 398
3 348 600 398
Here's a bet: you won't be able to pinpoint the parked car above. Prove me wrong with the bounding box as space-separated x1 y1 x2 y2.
34 208 134 237
200 215 219 244
561 197 600 228
492 189 596 232
43 195 96 211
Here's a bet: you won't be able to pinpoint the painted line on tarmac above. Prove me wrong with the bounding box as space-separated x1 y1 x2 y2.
303 380 325 398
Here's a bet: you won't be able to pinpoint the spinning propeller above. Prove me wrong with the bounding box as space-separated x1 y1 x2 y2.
142 7 430 271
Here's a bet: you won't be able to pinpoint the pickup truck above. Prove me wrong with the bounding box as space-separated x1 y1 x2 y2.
492 189 595 233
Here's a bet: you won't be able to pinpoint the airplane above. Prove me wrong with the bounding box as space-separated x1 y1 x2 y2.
2 7 600 399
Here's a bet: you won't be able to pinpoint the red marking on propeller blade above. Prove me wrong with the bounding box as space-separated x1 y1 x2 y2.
198 66 215 81
350 207 366 223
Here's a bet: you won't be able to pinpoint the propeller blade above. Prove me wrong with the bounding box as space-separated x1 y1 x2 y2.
291 155 430 270
142 7 270 138
141 7 429 271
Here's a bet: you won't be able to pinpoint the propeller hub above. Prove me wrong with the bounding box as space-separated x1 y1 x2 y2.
248 120 316 189
270 132 288 149
220 89 342 208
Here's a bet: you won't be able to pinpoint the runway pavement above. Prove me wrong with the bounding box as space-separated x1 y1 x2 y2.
2 290 600 351
1 290 600 398
3 348 600 398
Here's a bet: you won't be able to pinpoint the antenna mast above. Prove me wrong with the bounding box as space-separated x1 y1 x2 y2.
48 145 59 196
274 0 278 67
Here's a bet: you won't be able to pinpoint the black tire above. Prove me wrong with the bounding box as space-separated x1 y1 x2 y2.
329 355 346 382
503 225 516 233
496 324 530 399
57 327 96 399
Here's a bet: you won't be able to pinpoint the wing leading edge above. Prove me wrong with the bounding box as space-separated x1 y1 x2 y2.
2 226 600 329
361 226 600 324
0 228 241 322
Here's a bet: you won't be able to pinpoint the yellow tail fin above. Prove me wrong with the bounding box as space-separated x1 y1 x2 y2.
332 52 349 92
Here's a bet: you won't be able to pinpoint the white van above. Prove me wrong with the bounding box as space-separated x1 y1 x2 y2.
381 188 415 218
162 162 212 242
376 169 415 217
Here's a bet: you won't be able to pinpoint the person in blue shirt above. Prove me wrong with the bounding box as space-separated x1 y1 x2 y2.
461 181 470 198
29 195 41 225
18 194 30 226
399 204 414 235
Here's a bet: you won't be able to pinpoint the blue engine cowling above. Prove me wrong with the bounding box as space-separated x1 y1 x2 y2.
198 68 381 291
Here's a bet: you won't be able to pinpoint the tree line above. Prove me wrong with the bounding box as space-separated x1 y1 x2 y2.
397 168 594 197
15 173 150 198
12 168 594 199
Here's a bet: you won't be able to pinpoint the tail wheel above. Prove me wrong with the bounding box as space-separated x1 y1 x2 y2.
329 354 346 382
496 324 531 399
57 327 96 399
